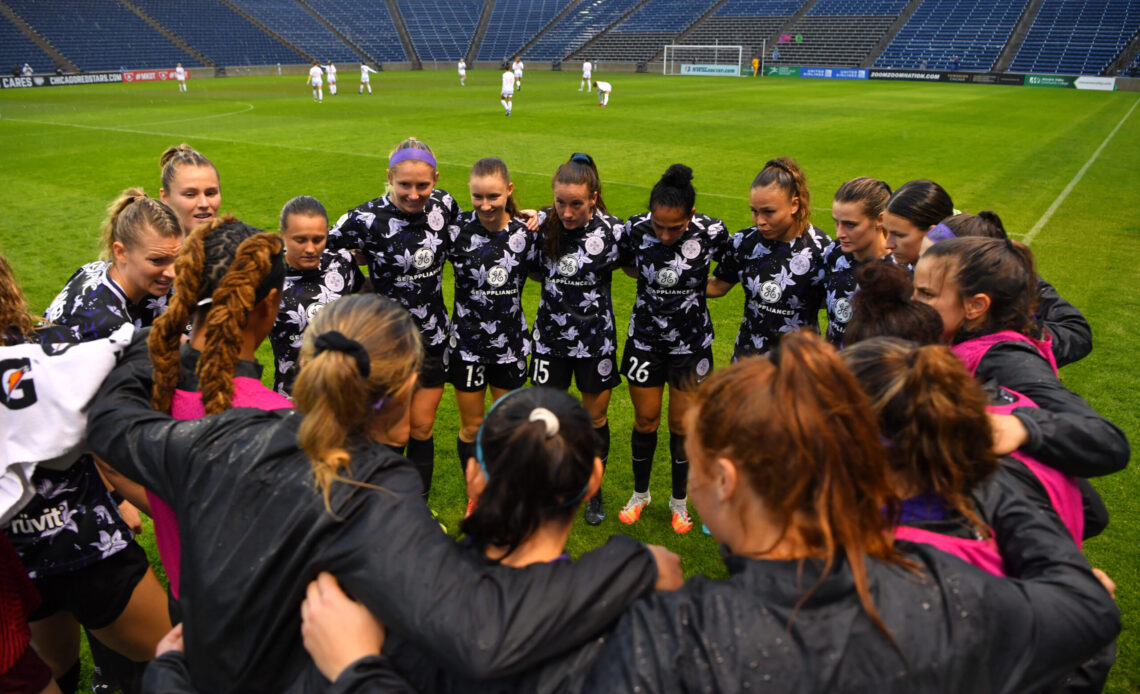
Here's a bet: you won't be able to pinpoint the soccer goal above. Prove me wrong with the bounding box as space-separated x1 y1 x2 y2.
663 44 743 76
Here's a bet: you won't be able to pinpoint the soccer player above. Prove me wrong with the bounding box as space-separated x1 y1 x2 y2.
531 153 626 525
881 179 953 266
616 164 727 534
270 196 364 396
323 61 337 96
512 56 524 90
595 80 611 107
447 158 536 511
579 59 592 91
327 138 462 498
158 143 220 235
823 177 893 347
707 157 831 358
359 63 378 94
307 62 323 103
175 62 187 92
457 58 466 86
500 66 514 116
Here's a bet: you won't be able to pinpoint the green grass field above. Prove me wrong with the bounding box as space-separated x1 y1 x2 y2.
2 69 1138 691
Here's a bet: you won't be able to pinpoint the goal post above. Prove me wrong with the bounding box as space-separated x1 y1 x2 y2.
663 44 743 76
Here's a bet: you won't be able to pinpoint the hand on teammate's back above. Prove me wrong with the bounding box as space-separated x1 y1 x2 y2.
647 544 683 590
302 572 385 682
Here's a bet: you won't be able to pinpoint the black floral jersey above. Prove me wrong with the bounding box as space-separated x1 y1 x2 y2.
45 261 169 340
713 224 831 357
822 246 894 347
621 212 728 355
328 190 462 352
532 210 626 359
4 330 134 579
447 214 537 365
270 249 365 395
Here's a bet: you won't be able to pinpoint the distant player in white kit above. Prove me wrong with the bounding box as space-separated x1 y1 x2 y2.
359 63 378 94
596 80 611 106
307 62 323 102
500 66 515 116
512 57 524 91
458 58 467 86
322 61 337 95
175 62 187 92
579 59 592 91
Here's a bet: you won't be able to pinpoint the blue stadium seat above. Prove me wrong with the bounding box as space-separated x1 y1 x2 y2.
229 0 358 63
525 0 641 61
477 0 569 62
0 15 56 74
290 0 407 63
872 0 1027 71
1010 0 1140 75
131 0 299 66
398 0 481 62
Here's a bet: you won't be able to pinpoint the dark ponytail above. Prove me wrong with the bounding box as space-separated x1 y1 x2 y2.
885 180 953 230
751 157 811 231
542 153 606 260
649 163 695 212
922 236 1039 338
461 387 596 560
845 263 943 346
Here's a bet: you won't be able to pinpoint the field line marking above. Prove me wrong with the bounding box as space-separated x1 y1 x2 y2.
1020 95 1140 246
132 102 255 127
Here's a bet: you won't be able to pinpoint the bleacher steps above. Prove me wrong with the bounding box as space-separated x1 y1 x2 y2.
994 0 1043 73
860 0 921 68
215 0 314 65
1106 31 1140 76
385 0 421 69
0 0 78 72
117 0 215 68
765 0 820 55
650 0 731 62
569 0 654 61
466 0 497 65
295 0 380 67
514 0 585 63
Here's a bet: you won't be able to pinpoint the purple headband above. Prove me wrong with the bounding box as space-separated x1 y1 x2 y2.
389 147 436 169
925 223 956 244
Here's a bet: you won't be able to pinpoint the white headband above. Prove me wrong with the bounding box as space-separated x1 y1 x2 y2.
529 408 559 438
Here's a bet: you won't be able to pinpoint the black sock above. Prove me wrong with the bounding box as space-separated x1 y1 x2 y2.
670 433 689 501
406 436 434 498
88 627 146 694
57 659 80 694
592 423 610 498
457 437 476 482
385 443 406 456
631 429 657 494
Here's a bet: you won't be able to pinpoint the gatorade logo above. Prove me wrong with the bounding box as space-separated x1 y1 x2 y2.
0 358 37 410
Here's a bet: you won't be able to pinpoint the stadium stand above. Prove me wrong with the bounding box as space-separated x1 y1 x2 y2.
873 0 1027 71
759 0 908 67
0 15 56 74
5 0 200 72
1009 0 1140 76
305 0 408 63
679 0 808 62
477 0 570 62
398 0 482 63
524 0 643 61
571 0 718 63
230 0 358 63
131 0 298 66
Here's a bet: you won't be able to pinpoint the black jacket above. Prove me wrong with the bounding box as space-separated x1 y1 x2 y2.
1036 276 1092 369
976 343 1129 478
87 333 657 693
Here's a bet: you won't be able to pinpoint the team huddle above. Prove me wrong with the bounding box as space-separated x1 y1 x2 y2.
0 138 1128 693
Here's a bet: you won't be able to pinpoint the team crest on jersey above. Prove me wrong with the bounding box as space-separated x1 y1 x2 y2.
584 236 605 256
325 271 344 293
681 239 701 260
695 357 710 377
487 265 509 288
597 358 613 377
789 253 811 276
413 248 435 270
508 232 527 254
0 359 36 410
427 207 445 231
306 302 327 323
834 298 853 323
656 268 679 288
557 254 579 277
450 335 458 348
760 280 782 303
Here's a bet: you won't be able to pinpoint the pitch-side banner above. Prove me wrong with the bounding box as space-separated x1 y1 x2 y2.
122 69 185 82
1 72 124 89
680 64 740 76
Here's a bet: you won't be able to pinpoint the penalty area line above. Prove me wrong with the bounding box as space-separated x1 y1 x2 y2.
1020 95 1140 246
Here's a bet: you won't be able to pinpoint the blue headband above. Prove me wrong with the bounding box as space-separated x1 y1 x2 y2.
474 389 591 510
926 223 956 244
389 147 436 169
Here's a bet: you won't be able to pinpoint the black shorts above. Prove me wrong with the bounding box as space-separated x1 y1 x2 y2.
530 354 621 393
448 357 528 392
620 343 713 391
418 345 448 389
29 541 149 629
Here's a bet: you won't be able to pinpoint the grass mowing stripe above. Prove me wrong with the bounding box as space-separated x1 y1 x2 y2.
1020 95 1140 245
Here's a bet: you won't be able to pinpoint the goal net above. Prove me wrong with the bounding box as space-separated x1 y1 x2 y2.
663 44 743 76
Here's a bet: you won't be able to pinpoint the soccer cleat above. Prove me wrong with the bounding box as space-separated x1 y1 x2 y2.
619 492 650 524
465 498 476 518
670 505 694 535
585 495 605 525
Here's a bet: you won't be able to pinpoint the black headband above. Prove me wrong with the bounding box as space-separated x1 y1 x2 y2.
313 331 370 379
254 249 286 304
